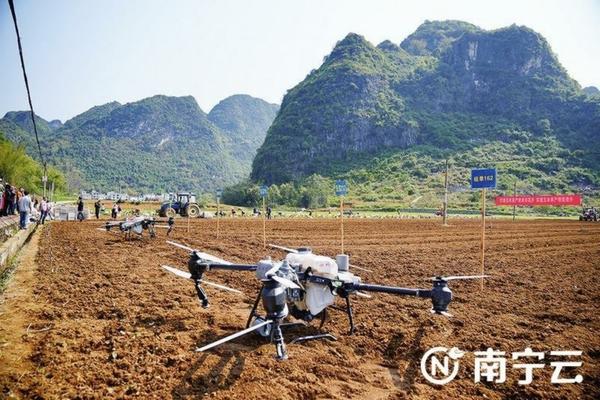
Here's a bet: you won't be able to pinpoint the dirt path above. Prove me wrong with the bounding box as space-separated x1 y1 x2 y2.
0 227 43 397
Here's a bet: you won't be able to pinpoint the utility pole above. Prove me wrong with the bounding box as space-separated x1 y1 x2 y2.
512 181 517 222
42 173 47 198
443 158 449 226
262 195 266 248
340 196 344 254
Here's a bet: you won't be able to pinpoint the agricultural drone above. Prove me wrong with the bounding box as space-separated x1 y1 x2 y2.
100 216 175 239
162 241 487 360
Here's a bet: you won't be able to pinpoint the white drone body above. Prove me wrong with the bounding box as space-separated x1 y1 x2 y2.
120 216 148 234
255 248 361 316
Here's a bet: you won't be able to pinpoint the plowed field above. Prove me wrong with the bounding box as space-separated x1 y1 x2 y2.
1 218 599 399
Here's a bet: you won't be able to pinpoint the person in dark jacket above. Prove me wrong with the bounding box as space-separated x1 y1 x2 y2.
94 200 102 219
77 197 85 222
7 186 16 215
1 184 10 216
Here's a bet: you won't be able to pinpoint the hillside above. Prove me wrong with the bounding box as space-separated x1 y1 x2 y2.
1 94 278 193
208 94 279 164
251 21 600 205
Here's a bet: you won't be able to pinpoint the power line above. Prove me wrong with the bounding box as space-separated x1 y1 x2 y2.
7 0 47 176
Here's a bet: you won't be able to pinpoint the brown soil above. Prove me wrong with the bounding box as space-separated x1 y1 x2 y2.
0 218 599 399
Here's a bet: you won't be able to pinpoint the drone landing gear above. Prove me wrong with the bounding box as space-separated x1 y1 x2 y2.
329 296 355 335
281 313 337 346
290 333 337 344
345 296 355 335
270 320 287 360
193 279 210 308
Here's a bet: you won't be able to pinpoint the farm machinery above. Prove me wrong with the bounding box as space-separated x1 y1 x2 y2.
579 207 598 221
99 216 175 239
162 241 487 360
158 192 201 218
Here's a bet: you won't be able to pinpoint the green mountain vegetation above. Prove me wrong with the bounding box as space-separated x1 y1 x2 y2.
208 94 279 164
250 20 600 209
1 94 278 193
0 130 66 195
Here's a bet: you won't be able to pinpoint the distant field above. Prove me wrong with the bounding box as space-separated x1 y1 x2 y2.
75 200 587 220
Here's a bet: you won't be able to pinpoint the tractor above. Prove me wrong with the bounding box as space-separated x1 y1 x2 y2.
158 193 201 218
579 207 599 221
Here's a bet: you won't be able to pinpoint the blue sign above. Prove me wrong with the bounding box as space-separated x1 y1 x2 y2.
216 189 223 198
471 169 497 189
335 179 348 196
260 185 268 197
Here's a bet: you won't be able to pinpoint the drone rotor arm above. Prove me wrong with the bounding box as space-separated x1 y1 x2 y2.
349 283 432 298
349 282 453 315
201 263 257 272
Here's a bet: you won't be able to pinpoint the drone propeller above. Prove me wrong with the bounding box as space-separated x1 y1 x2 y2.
270 275 301 290
354 291 372 299
268 243 298 253
166 240 194 252
428 275 490 281
161 265 243 295
195 318 273 352
97 227 119 234
166 240 232 265
263 264 301 289
348 264 372 273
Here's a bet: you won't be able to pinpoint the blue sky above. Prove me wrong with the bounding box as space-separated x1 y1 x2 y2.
1 0 599 122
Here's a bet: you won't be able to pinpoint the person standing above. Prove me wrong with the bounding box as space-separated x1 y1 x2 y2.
0 183 7 216
31 197 39 222
77 196 85 222
7 186 16 215
111 203 118 219
16 188 24 213
40 197 49 224
47 201 54 220
94 200 102 219
18 190 32 229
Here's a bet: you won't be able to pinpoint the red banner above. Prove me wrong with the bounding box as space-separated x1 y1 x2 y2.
495 194 582 206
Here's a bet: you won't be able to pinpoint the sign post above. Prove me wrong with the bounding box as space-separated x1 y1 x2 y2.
471 168 497 290
216 189 222 239
481 188 486 290
335 180 348 254
260 185 268 248
443 158 449 226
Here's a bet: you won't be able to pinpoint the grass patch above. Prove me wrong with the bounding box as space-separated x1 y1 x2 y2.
0 256 18 295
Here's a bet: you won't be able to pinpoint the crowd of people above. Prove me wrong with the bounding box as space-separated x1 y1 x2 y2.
0 179 53 229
